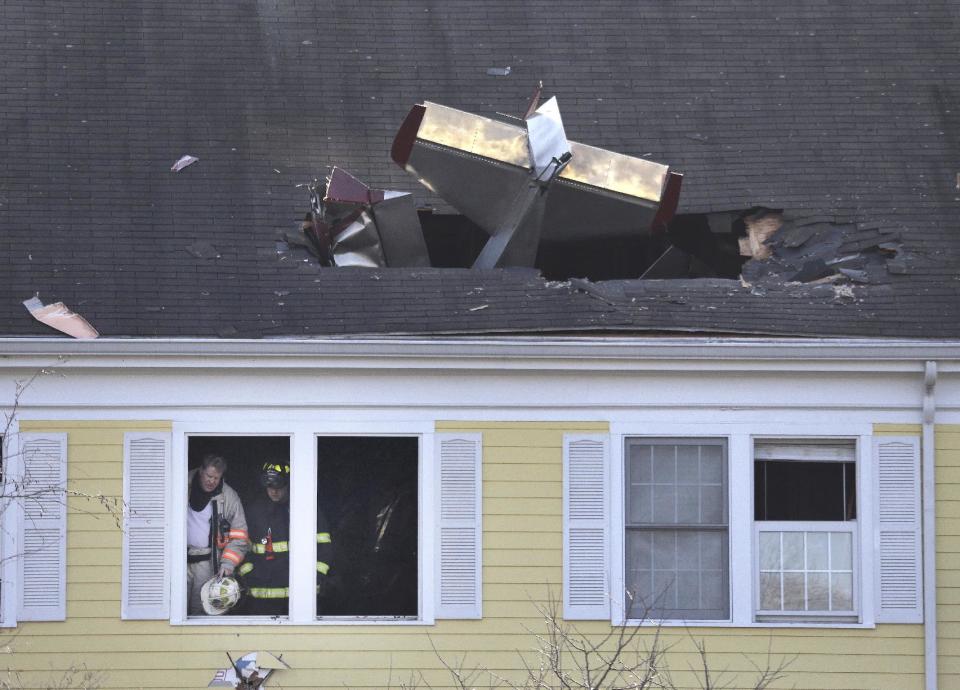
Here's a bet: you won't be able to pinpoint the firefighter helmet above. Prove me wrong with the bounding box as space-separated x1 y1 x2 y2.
260 461 291 488
200 575 242 615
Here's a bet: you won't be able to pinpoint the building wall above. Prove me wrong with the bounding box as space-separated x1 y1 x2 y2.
5 418 951 688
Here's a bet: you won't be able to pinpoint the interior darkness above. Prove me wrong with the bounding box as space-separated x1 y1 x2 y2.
754 460 856 521
187 436 290 617
317 436 419 617
418 210 748 281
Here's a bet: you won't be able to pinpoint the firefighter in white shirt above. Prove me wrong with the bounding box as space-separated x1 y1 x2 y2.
186 454 249 615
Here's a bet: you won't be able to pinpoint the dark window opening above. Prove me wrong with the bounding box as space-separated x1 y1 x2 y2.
316 436 418 618
754 460 856 522
187 436 290 617
417 209 755 281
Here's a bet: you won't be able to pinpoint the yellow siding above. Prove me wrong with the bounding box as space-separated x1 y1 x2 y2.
935 424 960 690
6 420 955 689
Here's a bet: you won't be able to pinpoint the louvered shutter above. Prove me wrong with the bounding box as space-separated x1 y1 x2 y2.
874 436 923 623
18 433 67 621
435 433 482 619
563 434 609 620
122 432 170 619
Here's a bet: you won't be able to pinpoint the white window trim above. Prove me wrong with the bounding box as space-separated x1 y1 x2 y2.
609 421 876 628
170 420 435 626
0 424 21 628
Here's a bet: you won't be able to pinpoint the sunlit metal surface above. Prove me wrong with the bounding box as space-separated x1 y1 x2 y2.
563 141 667 202
418 102 529 167
416 102 668 203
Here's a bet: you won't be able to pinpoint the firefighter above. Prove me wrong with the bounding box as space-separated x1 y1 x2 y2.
238 461 333 615
186 454 249 615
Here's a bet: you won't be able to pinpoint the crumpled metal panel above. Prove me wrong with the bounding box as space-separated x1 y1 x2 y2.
307 167 430 268
331 211 385 267
370 192 431 267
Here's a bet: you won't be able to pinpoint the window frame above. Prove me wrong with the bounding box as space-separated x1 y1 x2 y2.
751 437 862 623
170 420 435 626
0 426 21 628
623 437 730 622
610 423 877 628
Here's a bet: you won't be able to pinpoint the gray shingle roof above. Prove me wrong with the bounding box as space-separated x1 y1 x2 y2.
2 0 958 338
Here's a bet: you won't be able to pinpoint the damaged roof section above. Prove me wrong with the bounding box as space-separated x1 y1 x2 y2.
740 211 906 287
289 88 683 278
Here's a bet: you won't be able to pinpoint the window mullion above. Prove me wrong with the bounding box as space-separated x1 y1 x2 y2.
728 433 752 624
287 428 316 623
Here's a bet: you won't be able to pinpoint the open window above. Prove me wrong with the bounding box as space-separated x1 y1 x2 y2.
186 436 289 618
316 436 418 619
754 439 858 622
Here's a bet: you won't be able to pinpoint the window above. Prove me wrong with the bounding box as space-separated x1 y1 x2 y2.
181 434 420 621
624 438 728 621
124 426 482 625
186 436 290 618
573 431 921 627
316 436 418 618
754 440 857 622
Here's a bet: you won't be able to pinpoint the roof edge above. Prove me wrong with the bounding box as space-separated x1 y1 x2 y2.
0 336 959 366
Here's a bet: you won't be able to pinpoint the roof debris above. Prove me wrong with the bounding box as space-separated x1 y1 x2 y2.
486 66 511 76
208 650 290 688
301 167 430 268
23 296 99 339
170 154 199 172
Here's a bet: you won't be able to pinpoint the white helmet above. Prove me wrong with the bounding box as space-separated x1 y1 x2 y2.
201 576 242 615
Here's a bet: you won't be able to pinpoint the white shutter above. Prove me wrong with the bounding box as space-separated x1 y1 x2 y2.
563 434 609 620
122 432 170 619
435 433 482 619
18 433 67 621
874 436 923 623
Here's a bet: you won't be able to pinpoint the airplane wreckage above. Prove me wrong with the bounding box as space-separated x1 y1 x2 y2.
299 86 683 273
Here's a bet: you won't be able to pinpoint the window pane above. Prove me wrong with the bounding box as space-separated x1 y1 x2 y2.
806 532 829 570
677 485 699 523
628 484 652 524
808 572 830 610
700 444 723 479
759 532 780 570
653 485 677 523
700 485 724 524
760 572 781 610
653 445 675 483
782 532 804 570
783 572 805 610
832 573 853 610
630 446 652 483
831 531 852 570
677 445 699 483
627 531 653 571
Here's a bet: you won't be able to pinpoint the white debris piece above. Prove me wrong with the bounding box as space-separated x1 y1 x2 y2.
170 154 199 172
23 297 99 339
